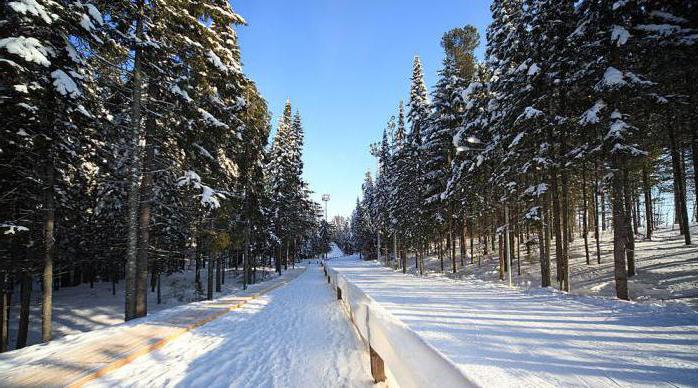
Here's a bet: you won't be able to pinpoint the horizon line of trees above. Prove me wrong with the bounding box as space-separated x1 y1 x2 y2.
351 0 696 301
0 0 329 352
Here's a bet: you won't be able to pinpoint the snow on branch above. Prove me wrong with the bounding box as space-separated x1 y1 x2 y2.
0 36 52 66
595 67 626 90
579 99 606 125
198 108 229 129
193 143 214 160
517 106 543 121
51 69 81 98
8 0 53 24
611 25 631 46
1 223 29 235
177 170 225 209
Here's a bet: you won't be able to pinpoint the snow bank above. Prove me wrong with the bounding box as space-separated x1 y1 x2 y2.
325 261 474 388
325 256 698 387
326 243 345 259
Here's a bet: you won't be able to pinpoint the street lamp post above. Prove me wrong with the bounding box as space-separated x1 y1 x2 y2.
321 194 331 260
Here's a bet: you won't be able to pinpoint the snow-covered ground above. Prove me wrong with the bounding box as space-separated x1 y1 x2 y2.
5 265 278 350
389 224 698 310
88 261 373 388
327 256 698 387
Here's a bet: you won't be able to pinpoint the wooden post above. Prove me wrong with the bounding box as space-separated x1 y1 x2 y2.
369 346 387 383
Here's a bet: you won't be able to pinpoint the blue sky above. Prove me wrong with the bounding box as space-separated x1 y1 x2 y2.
234 0 491 219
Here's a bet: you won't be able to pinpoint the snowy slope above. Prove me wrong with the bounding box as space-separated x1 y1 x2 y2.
327 242 346 259
393 225 698 310
88 262 374 388
327 256 698 387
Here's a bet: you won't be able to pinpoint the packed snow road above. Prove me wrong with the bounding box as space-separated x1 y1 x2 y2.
89 263 373 388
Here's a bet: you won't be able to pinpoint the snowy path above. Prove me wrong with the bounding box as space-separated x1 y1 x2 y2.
89 262 373 388
327 256 698 388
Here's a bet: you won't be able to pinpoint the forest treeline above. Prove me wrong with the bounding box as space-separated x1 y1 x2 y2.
0 1 332 351
350 0 696 300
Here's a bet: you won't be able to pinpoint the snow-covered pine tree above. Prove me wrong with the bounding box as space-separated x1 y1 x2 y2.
571 0 662 300
448 62 502 276
96 0 249 316
267 100 308 271
236 80 271 287
387 101 407 269
0 0 104 342
360 171 378 259
498 0 577 289
286 111 309 265
445 0 529 282
403 56 431 271
421 26 477 273
631 1 698 243
369 125 393 263
350 198 371 259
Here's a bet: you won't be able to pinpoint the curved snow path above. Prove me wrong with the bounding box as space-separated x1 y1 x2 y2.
89 263 373 388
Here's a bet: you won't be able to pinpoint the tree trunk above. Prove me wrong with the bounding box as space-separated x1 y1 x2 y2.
642 165 653 239
611 161 630 300
207 254 214 300
125 3 145 321
0 273 7 352
498 234 504 281
560 170 571 292
216 256 222 293
284 241 289 271
601 190 607 231
623 169 636 277
692 130 698 223
582 169 590 265
401 245 406 274
516 227 521 276
438 238 444 272
42 166 55 342
469 221 474 265
449 219 456 273
221 253 226 285
669 127 691 244
545 194 552 273
136 135 154 318
244 223 251 290
16 272 32 349
460 224 466 266
551 172 563 284
274 244 281 275
632 191 640 236
195 255 201 288
539 220 550 287
292 239 296 269
415 247 419 270
376 232 381 264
